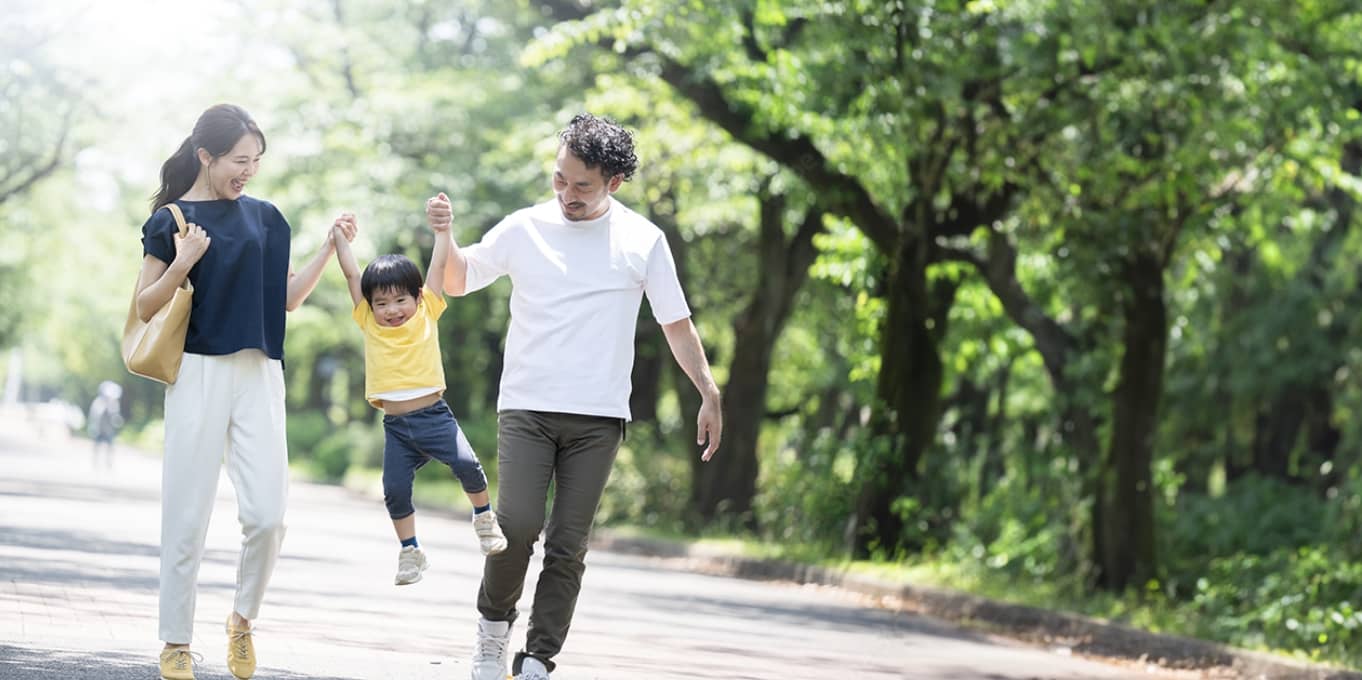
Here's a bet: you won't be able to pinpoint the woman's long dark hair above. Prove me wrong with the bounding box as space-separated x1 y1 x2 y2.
150 104 266 212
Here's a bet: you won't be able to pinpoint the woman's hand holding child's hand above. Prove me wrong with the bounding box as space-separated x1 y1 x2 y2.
330 212 358 246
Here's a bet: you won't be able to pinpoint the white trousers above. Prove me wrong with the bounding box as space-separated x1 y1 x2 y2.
159 350 288 644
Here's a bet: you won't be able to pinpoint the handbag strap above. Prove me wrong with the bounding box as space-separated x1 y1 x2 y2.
161 203 194 293
164 203 190 237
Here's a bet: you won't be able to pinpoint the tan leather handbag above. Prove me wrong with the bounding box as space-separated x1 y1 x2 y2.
121 204 193 384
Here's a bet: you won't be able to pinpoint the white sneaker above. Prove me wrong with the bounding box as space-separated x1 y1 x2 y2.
473 510 508 555
394 545 428 585
470 617 511 680
516 656 550 679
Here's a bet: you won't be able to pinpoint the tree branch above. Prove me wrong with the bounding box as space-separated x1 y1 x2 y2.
0 106 71 206
530 0 901 252
331 0 361 98
740 8 767 62
930 183 1017 240
934 231 1077 383
787 206 825 283
651 55 900 251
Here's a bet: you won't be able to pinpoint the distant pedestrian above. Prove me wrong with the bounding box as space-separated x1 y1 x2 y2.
87 381 123 467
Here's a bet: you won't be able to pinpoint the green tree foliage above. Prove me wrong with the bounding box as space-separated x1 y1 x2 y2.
0 2 92 349
8 0 1362 666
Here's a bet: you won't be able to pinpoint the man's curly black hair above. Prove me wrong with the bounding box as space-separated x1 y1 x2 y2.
558 113 638 182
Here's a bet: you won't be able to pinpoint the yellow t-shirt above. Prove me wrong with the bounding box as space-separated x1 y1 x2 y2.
353 287 448 408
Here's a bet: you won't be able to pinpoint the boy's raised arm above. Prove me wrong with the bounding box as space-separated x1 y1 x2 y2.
332 221 364 307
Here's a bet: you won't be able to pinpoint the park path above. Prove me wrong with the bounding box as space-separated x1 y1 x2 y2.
0 411 1192 679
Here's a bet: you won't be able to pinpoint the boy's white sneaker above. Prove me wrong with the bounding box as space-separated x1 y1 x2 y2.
394 545 428 585
516 656 550 679
473 510 508 555
470 617 511 680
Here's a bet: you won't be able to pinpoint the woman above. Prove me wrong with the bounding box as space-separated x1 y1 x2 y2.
134 104 355 680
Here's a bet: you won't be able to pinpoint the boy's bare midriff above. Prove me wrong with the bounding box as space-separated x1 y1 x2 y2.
379 391 444 416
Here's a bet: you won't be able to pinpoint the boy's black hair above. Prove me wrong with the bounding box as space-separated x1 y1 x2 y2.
360 254 423 304
558 113 638 182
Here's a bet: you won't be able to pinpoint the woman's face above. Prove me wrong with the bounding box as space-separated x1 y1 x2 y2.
199 134 262 200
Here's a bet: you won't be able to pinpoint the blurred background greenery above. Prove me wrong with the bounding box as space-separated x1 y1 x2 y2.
6 0 1362 668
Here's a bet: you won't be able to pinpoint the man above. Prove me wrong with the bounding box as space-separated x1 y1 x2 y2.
427 113 722 680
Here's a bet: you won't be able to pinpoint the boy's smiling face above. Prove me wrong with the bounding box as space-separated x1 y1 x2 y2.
370 287 419 327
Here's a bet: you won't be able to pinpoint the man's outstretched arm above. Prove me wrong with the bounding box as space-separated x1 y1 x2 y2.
427 192 470 296
661 317 723 460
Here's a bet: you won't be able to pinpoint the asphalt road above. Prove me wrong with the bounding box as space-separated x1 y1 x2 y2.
0 411 1193 679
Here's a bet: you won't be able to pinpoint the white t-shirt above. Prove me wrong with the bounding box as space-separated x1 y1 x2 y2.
463 198 690 420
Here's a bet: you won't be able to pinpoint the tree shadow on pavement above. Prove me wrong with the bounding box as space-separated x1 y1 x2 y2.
0 524 239 593
620 588 992 643
0 645 365 680
0 524 162 559
0 475 163 506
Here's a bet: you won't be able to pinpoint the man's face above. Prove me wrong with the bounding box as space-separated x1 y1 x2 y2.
552 146 621 221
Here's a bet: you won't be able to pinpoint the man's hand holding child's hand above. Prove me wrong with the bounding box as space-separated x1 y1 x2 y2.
426 193 452 233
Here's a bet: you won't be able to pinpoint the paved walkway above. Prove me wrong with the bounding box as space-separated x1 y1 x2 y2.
0 413 1194 679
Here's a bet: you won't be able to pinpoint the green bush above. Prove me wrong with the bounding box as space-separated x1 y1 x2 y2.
310 432 351 481
1162 474 1331 596
124 418 165 452
295 418 384 482
752 428 856 553
597 421 691 532
942 470 1075 584
456 414 500 487
286 412 332 464
1192 547 1362 664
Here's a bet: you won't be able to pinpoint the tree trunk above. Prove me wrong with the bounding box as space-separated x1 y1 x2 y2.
852 236 944 557
978 361 1013 496
1220 246 1256 484
1251 394 1304 480
304 353 332 421
950 377 986 448
693 196 823 524
807 380 850 448
1063 405 1104 584
481 328 504 419
629 318 663 425
1301 386 1341 491
1098 252 1166 591
700 321 770 523
123 375 162 430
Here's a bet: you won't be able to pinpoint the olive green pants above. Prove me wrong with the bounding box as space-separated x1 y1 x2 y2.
477 409 624 674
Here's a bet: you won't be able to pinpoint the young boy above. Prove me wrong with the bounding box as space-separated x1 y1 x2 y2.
332 218 507 586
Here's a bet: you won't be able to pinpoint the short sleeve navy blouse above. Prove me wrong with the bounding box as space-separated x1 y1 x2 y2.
140 196 292 360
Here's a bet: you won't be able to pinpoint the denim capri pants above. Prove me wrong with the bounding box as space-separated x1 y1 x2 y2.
381 399 488 519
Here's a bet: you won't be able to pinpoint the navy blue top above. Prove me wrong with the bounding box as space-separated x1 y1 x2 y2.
140 196 292 360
